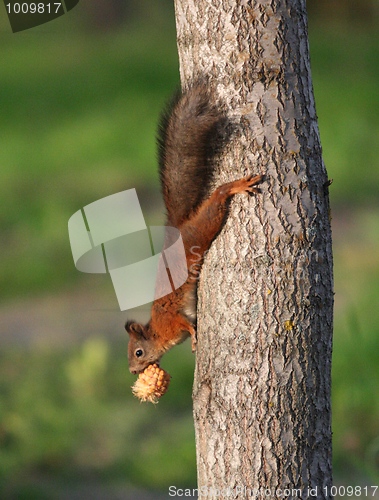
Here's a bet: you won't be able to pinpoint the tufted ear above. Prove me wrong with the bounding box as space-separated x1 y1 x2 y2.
125 321 146 339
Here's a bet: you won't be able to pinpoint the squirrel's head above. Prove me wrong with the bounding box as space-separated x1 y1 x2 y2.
125 321 162 374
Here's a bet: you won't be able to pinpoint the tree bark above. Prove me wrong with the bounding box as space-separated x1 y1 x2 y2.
174 0 333 498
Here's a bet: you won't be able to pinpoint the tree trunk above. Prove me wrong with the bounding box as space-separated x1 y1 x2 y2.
174 0 333 497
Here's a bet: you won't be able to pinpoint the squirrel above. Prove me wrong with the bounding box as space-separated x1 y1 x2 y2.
125 83 263 374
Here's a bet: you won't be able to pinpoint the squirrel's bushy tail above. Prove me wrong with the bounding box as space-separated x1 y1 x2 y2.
157 83 226 229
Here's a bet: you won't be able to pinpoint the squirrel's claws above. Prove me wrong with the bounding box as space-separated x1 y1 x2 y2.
246 187 261 195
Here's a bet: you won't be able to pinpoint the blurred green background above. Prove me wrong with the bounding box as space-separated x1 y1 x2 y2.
0 0 378 497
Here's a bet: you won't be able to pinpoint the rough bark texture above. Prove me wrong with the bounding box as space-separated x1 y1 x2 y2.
174 0 333 498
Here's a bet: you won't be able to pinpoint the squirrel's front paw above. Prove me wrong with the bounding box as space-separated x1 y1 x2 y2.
229 173 264 196
244 173 264 194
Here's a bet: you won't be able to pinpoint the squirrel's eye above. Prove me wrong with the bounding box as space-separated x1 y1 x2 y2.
135 349 143 358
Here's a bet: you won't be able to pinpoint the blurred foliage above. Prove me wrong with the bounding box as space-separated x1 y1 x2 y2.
311 27 379 205
0 16 179 300
332 208 379 479
0 340 196 497
0 0 378 496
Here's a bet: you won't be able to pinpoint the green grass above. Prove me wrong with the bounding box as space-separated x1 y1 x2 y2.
309 26 379 204
0 23 179 299
332 208 379 479
0 340 197 496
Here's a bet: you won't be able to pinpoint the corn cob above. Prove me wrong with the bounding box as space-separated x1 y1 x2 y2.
132 364 171 403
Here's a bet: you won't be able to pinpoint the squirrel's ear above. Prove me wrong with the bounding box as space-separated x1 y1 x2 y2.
125 321 146 339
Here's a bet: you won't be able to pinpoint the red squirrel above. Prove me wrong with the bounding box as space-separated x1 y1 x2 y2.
126 83 263 374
